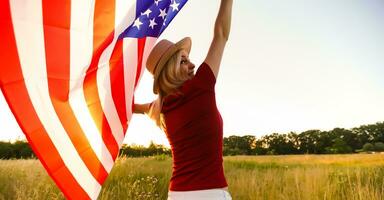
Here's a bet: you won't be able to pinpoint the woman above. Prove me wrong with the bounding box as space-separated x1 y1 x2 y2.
134 0 233 199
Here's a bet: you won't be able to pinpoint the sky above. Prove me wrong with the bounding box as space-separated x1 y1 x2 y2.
1 0 384 147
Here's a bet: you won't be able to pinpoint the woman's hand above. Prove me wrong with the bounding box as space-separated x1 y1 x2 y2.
133 103 151 114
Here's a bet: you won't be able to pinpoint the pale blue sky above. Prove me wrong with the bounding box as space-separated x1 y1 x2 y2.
1 0 384 146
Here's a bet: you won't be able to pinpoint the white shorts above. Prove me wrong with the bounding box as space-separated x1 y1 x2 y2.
167 188 232 200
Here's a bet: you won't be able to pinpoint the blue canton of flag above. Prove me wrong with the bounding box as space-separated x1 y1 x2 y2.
119 0 188 39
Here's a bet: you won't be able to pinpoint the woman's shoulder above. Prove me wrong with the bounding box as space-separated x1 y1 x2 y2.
192 62 216 89
162 63 215 112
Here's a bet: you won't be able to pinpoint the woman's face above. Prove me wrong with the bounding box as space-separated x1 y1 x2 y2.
179 50 195 80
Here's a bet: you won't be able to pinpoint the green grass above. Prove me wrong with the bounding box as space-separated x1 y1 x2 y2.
0 154 383 200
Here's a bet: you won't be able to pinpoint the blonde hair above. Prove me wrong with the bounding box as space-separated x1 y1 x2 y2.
148 50 189 128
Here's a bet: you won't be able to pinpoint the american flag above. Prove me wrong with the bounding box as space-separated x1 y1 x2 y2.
0 0 188 199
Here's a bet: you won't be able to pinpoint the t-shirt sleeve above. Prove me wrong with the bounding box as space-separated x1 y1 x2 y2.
193 62 216 90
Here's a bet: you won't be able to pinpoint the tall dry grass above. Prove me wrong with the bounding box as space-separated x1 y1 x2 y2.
0 154 383 200
225 154 384 200
0 159 63 200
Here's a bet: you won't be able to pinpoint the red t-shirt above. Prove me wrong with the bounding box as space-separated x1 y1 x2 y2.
162 62 228 191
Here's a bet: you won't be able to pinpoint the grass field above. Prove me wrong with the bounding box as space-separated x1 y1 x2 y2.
0 154 383 200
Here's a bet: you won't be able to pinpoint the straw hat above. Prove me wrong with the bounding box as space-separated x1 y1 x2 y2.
146 37 192 94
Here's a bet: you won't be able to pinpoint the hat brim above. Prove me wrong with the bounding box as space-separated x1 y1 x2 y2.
153 37 192 94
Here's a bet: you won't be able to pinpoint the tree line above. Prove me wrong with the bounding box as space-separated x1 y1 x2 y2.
0 122 383 159
0 140 171 159
223 122 384 155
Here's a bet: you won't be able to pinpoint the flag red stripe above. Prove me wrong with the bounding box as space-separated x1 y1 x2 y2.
109 40 128 133
42 0 108 184
0 1 89 199
83 0 119 159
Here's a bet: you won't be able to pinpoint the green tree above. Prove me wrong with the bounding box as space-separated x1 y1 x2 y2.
352 127 370 149
362 143 374 152
357 122 384 143
326 138 352 154
297 130 321 154
330 128 359 150
13 140 34 158
315 131 335 154
253 139 267 155
223 135 256 155
373 142 384 152
0 141 13 159
261 133 297 155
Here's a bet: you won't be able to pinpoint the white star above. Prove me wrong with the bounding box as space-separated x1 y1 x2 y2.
149 18 157 29
132 18 143 30
159 8 167 20
155 0 162 6
163 18 166 26
170 0 179 12
141 9 152 18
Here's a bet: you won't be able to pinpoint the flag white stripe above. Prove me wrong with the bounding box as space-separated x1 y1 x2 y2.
9 1 101 199
140 37 157 83
96 1 136 148
115 0 137 35
69 0 115 175
124 37 156 122
123 38 138 121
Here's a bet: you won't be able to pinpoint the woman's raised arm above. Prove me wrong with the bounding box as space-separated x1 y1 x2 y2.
204 0 233 79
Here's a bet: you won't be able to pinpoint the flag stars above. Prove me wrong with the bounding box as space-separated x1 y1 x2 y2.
155 0 162 6
149 18 158 29
141 9 152 18
121 0 187 38
159 8 167 20
170 0 180 12
133 17 143 30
